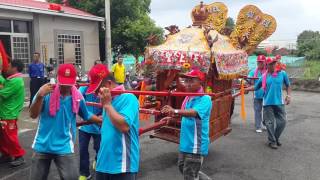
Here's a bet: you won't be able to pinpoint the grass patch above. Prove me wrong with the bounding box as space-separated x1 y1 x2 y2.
303 60 320 79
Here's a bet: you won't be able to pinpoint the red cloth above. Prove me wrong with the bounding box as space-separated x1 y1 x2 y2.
0 40 9 73
0 120 25 157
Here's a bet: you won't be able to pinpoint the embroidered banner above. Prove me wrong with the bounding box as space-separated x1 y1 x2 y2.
146 28 211 73
210 30 249 79
214 52 248 79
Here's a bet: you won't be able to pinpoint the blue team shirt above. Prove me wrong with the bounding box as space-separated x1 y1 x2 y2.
255 71 290 106
32 94 93 154
96 93 140 174
28 62 44 78
248 69 264 99
79 87 101 134
180 95 212 156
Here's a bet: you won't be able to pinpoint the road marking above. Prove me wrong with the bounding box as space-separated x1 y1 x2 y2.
21 119 37 124
0 167 30 180
18 129 33 134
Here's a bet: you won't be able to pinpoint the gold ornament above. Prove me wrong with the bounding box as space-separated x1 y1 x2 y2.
191 2 228 33
230 5 277 54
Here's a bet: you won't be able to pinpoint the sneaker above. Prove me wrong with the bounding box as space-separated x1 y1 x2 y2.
261 126 267 130
268 143 278 149
0 155 13 164
255 129 263 133
79 175 92 180
9 157 25 167
276 141 282 146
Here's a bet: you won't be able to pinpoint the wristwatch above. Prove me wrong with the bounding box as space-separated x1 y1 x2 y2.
174 109 179 115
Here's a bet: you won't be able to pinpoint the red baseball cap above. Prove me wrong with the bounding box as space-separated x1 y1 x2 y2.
181 69 206 82
265 57 278 65
257 55 266 62
86 64 109 94
275 55 282 60
57 64 77 86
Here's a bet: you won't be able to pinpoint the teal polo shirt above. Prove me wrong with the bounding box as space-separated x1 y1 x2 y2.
180 95 212 155
96 93 140 174
255 71 290 106
32 94 93 154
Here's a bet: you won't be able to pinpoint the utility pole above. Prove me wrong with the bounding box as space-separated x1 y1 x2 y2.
105 0 112 69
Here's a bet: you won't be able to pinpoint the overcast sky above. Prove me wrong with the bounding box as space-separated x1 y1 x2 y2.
150 0 320 45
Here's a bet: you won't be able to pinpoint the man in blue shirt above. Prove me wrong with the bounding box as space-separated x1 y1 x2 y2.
94 71 140 180
246 57 291 149
78 64 108 180
161 69 212 180
28 52 45 106
29 64 102 180
248 55 266 133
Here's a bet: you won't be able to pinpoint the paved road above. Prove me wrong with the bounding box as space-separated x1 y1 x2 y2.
1 91 319 180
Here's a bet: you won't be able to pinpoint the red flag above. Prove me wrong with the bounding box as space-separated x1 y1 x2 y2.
0 40 9 73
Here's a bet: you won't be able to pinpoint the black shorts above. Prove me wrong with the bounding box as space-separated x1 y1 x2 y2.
96 172 137 180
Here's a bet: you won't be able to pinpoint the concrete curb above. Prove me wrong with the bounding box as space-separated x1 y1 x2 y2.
290 78 320 93
291 88 320 93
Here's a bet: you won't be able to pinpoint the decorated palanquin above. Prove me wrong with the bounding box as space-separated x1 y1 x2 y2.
143 2 277 143
146 2 276 79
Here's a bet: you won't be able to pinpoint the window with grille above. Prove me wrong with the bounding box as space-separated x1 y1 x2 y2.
12 36 30 73
1 19 31 73
57 34 81 66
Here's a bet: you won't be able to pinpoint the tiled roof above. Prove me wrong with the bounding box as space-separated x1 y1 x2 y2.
0 0 103 21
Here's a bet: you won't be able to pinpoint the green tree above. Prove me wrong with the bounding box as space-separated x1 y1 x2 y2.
252 49 267 56
297 30 320 60
304 40 320 60
297 30 319 45
47 0 63 3
221 17 235 36
109 0 163 58
225 17 235 30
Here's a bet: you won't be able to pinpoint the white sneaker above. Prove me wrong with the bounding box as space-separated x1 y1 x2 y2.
262 126 267 130
256 129 263 133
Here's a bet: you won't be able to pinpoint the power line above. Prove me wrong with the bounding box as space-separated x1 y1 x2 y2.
266 38 320 41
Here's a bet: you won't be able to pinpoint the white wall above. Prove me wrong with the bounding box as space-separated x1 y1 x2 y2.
38 14 100 72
